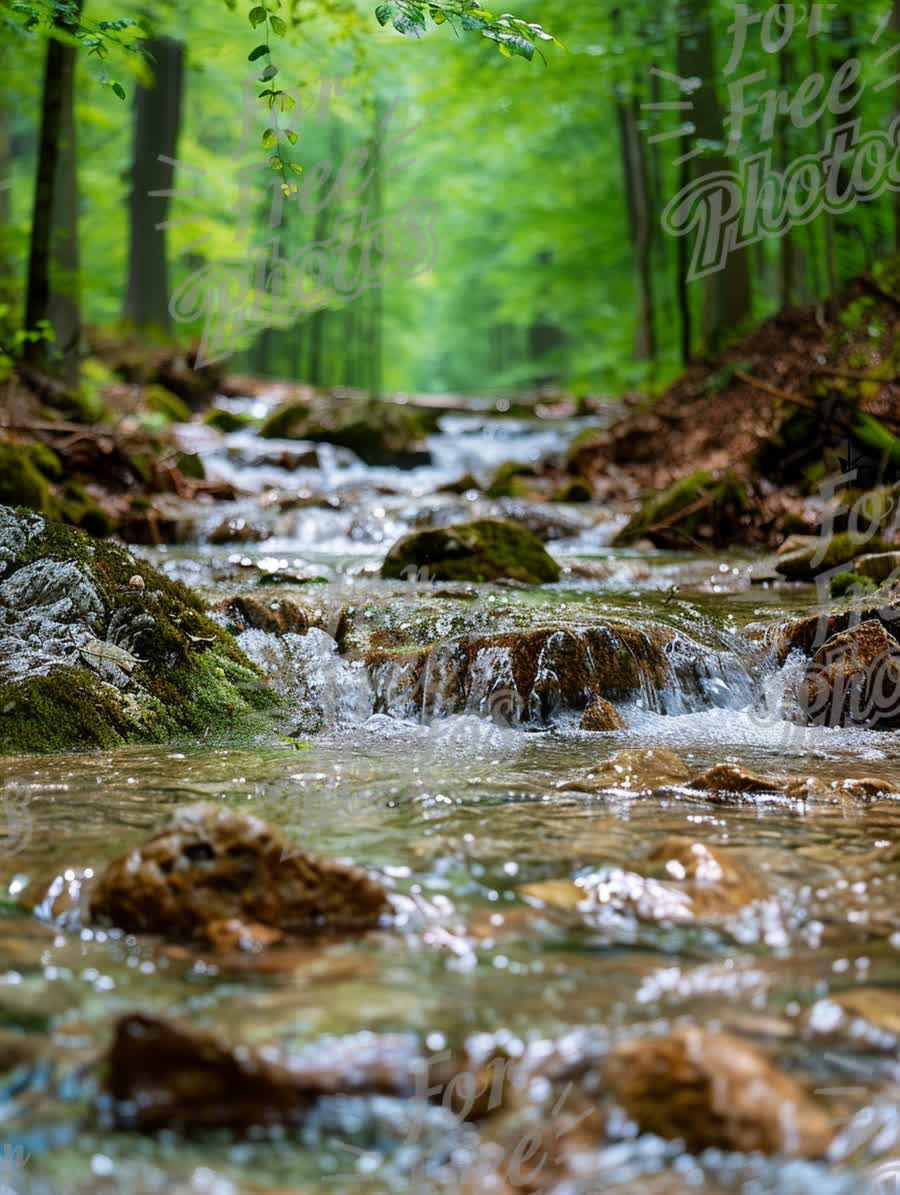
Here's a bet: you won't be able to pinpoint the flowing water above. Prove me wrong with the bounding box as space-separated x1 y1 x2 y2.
1 398 898 1194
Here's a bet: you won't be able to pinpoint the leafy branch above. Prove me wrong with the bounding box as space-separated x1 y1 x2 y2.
374 1 558 62
245 2 303 196
2 0 141 98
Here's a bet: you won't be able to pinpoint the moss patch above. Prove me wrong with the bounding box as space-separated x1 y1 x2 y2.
381 519 560 585
614 469 747 548
0 506 280 754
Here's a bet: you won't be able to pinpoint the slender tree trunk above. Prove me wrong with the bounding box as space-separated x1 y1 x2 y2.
675 148 693 365
24 3 82 379
777 44 794 308
612 9 656 363
123 36 185 335
368 98 383 397
677 0 752 352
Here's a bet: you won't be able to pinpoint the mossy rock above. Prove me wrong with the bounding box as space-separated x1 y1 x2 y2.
776 532 893 581
829 570 879 599
553 478 593 503
485 461 538 499
57 481 117 537
0 506 279 754
614 469 747 549
0 441 59 518
144 384 192 424
204 407 257 434
381 519 560 585
259 396 430 467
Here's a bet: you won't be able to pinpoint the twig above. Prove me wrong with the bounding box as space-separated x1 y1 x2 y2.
733 370 816 409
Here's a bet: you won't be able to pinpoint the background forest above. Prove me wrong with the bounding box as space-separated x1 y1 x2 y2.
4 0 900 401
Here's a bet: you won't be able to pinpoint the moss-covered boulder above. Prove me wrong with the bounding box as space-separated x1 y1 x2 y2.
259 394 431 467
0 506 278 753
775 531 894 581
204 406 258 433
0 440 61 518
614 469 748 549
485 461 540 499
381 519 560 585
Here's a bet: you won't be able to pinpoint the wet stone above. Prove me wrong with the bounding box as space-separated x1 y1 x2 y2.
579 696 626 732
89 802 390 941
604 1027 834 1158
562 748 692 793
800 619 900 729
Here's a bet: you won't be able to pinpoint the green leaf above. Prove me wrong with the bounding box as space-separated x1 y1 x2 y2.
259 63 278 80
393 6 426 37
262 127 278 149
269 13 286 35
249 5 267 27
269 156 283 170
375 2 395 24
111 81 126 99
248 43 268 60
288 162 303 174
285 128 298 144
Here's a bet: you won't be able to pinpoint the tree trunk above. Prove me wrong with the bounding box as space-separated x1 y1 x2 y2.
368 99 383 397
777 43 794 308
123 36 185 336
24 3 83 380
612 8 656 362
677 0 752 352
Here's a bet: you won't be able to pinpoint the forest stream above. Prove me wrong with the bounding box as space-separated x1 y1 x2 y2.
1 394 898 1194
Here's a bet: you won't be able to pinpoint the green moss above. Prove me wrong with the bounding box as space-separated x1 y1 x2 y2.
381 518 560 585
553 478 593 503
57 482 117 537
177 452 206 480
258 400 311 439
204 407 257 433
776 532 894 581
0 667 136 753
829 571 879 599
260 397 429 466
486 461 537 499
0 443 58 518
144 384 192 424
0 508 280 753
28 442 63 481
615 469 746 548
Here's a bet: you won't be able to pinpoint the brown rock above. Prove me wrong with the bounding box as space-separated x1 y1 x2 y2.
687 763 787 794
646 836 767 916
580 696 625 732
605 1028 833 1158
208 517 271 546
806 988 900 1040
563 748 691 793
216 593 310 636
519 836 765 924
107 1012 513 1134
90 803 390 940
800 619 900 729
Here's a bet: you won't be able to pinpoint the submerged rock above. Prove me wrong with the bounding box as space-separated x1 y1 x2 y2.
520 834 765 925
687 763 788 795
106 1013 406 1131
89 802 389 940
563 748 691 793
0 506 277 753
605 1028 833 1157
775 532 893 582
580 696 625 731
106 1012 512 1133
381 519 560 585
365 624 676 725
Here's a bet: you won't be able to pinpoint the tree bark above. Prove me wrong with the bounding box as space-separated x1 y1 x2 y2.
24 4 82 379
123 36 185 335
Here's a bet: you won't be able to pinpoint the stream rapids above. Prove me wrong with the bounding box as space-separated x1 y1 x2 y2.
0 395 898 1194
